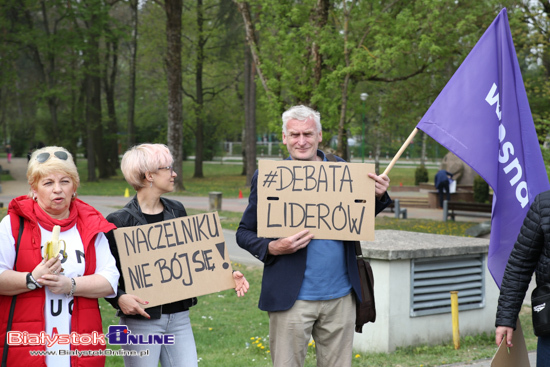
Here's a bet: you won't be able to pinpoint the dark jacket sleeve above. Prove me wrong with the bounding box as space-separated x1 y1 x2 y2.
236 170 276 264
376 192 391 214
496 195 544 329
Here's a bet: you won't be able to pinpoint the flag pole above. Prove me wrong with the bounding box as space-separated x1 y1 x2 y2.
382 128 419 176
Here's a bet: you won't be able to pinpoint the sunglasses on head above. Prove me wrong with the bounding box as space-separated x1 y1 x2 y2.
36 151 69 163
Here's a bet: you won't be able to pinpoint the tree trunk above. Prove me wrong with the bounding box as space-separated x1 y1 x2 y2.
85 72 98 182
102 35 119 177
0 87 4 144
243 32 257 186
193 0 205 179
308 0 329 110
127 0 138 149
46 97 59 144
336 3 351 159
420 130 427 166
165 0 185 190
374 129 380 175
68 73 82 166
336 74 350 160
85 10 103 182
234 1 270 97
24 2 61 143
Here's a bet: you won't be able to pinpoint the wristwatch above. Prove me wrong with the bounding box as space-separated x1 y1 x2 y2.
26 272 41 290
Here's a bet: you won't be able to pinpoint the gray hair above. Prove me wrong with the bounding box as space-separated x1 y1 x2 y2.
282 105 321 134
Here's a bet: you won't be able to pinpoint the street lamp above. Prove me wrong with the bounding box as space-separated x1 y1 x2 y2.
360 93 368 163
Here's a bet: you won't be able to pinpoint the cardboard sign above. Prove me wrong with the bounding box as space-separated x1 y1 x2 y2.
257 160 375 241
491 318 531 367
113 212 235 308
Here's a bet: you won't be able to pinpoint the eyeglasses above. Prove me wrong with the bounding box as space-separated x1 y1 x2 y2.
158 166 173 175
36 151 69 163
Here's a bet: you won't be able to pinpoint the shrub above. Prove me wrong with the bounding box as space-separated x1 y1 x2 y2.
473 175 490 203
415 165 429 185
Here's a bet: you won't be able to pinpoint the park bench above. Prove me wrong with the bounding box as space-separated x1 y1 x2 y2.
443 200 491 222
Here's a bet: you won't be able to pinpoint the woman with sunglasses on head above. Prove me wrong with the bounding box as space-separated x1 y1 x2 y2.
0 146 119 366
105 143 249 367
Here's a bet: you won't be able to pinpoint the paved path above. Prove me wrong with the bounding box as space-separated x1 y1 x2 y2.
0 157 536 366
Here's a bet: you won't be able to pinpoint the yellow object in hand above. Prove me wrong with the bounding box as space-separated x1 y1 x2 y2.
44 225 67 260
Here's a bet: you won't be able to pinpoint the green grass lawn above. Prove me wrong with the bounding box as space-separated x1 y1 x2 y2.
98 264 536 367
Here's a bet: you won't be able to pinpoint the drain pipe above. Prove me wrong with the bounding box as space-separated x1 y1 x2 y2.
451 291 460 349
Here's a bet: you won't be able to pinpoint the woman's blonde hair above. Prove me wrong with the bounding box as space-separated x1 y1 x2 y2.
27 146 80 198
121 144 173 191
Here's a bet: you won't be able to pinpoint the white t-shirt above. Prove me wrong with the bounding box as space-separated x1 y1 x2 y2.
0 215 119 366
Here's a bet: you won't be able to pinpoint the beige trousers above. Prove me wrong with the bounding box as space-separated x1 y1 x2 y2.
268 293 356 367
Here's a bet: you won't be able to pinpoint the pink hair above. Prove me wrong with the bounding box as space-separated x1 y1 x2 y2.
121 144 173 191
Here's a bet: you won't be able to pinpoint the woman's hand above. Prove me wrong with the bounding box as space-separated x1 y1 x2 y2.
118 294 151 319
38 273 72 295
32 256 63 280
233 271 249 297
495 326 514 347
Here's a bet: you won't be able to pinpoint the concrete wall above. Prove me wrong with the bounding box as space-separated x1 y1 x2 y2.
353 230 499 353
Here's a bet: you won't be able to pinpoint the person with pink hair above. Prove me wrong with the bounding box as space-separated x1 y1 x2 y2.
105 143 249 367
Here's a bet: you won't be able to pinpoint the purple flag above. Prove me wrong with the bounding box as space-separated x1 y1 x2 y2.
416 8 550 287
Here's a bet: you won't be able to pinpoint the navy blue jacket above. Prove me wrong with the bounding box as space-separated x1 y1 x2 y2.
434 170 453 188
236 152 391 312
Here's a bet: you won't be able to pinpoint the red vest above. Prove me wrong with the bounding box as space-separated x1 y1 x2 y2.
0 197 116 367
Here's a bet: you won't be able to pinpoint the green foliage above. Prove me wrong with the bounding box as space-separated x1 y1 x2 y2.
415 165 429 185
473 175 490 203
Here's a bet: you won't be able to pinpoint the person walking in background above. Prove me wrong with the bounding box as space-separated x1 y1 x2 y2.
105 143 249 367
0 146 119 366
434 169 454 208
236 105 391 367
5 144 11 163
